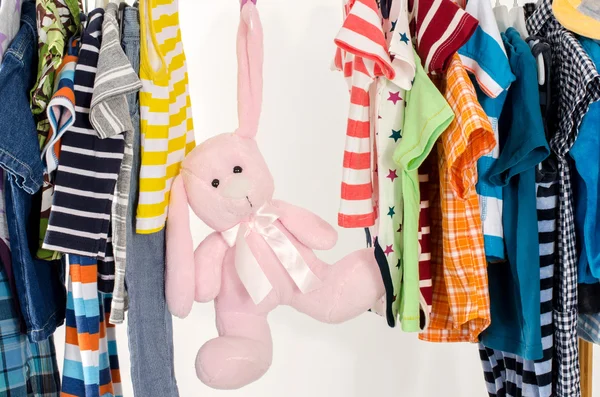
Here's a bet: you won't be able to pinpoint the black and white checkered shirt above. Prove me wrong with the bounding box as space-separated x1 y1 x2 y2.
527 1 600 396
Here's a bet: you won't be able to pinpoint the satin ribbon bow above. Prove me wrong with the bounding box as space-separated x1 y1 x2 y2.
221 204 322 305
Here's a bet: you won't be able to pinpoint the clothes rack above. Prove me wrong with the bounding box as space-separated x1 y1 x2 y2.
580 339 593 397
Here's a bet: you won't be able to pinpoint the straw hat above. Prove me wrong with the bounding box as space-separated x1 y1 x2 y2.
553 0 600 40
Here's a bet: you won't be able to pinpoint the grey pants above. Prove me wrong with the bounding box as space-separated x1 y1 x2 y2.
122 6 180 397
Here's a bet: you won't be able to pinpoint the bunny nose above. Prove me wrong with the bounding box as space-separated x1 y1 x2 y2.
221 175 252 199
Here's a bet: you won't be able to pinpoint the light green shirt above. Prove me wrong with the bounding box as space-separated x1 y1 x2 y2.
393 51 454 332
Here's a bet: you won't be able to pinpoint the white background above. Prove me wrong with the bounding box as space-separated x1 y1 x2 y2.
58 0 600 396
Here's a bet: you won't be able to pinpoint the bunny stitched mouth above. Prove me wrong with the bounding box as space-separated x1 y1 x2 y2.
246 196 253 208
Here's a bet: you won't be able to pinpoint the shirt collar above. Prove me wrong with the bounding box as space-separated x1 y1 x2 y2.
526 0 554 36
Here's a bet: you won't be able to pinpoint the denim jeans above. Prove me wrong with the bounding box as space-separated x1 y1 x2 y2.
123 7 180 396
0 1 65 342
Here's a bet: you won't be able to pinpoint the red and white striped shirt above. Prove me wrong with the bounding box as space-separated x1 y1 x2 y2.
334 0 395 228
408 0 478 73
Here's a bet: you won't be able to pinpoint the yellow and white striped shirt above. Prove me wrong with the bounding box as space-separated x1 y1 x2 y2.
138 0 195 234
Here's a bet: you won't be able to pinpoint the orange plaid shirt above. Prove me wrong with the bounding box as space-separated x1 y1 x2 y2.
419 55 495 343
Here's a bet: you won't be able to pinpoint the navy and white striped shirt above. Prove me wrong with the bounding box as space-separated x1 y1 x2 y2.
44 9 122 294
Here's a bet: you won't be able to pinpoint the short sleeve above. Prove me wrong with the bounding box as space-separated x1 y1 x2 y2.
388 1 416 90
458 0 515 98
393 51 454 171
409 0 478 74
441 56 495 198
334 0 395 80
488 30 550 187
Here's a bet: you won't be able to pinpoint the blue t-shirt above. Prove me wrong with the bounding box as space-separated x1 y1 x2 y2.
572 37 600 284
480 28 550 361
458 0 515 262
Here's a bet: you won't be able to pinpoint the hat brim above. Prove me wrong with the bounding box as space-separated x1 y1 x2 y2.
553 0 600 40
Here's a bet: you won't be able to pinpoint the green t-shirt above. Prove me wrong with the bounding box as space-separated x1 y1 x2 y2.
393 51 454 332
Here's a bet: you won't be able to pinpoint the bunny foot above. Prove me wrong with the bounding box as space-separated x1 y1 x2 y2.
196 336 272 389
291 248 385 323
327 248 385 322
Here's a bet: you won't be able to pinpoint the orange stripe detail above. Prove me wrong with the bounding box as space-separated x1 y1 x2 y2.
78 332 99 352
65 326 79 345
111 369 122 383
99 384 114 396
70 264 97 284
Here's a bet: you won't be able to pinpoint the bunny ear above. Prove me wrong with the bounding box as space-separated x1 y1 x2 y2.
165 174 196 318
235 0 263 139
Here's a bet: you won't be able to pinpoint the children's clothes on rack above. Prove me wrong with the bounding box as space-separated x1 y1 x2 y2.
42 8 122 262
393 50 452 332
572 37 600 285
90 0 142 323
0 0 66 342
38 36 80 262
333 0 395 229
61 255 122 397
40 37 80 177
407 0 478 74
419 54 494 343
2 0 600 395
136 0 195 234
34 0 83 261
31 0 81 148
122 5 180 396
480 27 550 361
369 0 418 328
458 0 515 264
0 267 61 396
527 0 600 394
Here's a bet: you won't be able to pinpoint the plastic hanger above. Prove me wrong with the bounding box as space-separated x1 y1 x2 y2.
509 0 528 38
493 0 510 33
506 0 545 84
95 0 109 9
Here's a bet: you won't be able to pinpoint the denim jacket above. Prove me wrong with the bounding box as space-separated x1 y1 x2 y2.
0 1 66 341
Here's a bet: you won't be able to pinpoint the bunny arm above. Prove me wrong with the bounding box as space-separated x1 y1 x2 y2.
194 232 228 303
272 200 338 250
165 175 196 318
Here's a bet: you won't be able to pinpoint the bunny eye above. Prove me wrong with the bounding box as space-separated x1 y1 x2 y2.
211 179 220 188
233 166 243 174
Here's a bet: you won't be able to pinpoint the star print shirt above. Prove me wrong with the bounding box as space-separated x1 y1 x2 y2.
368 0 417 327
393 50 453 332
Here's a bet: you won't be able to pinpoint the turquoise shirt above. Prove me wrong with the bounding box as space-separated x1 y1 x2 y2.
573 38 600 284
480 28 550 361
458 0 515 262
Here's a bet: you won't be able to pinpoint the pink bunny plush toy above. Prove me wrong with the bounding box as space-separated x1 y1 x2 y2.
165 0 385 390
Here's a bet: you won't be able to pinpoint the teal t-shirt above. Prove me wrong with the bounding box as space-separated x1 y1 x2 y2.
480 28 550 361
572 38 600 284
